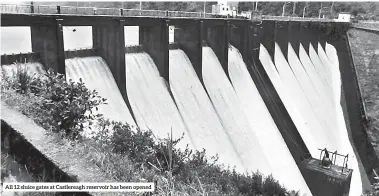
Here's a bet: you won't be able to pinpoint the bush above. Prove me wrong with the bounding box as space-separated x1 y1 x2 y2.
93 118 291 196
1 65 298 196
40 70 106 139
1 64 44 95
1 67 106 139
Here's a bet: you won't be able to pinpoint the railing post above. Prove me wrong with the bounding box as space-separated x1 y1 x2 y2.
57 5 61 14
31 2 34 13
120 8 123 16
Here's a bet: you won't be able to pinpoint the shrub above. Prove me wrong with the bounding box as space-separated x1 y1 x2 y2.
1 65 298 196
1 67 106 139
92 118 292 196
1 64 44 95
40 70 106 139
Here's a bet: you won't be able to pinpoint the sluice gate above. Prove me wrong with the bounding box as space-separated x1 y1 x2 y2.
2 12 379 196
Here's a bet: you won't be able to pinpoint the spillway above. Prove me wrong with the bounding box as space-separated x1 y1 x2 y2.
288 44 336 143
125 52 193 150
65 57 136 126
228 45 311 194
168 48 244 170
275 43 338 152
259 44 318 156
324 43 366 195
202 46 271 174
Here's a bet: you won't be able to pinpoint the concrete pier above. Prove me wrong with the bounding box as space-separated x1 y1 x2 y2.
261 20 276 61
300 21 318 54
249 21 311 165
230 20 249 61
92 20 136 123
30 19 65 74
289 21 301 57
139 19 169 82
319 22 329 50
174 20 204 85
275 20 289 60
206 20 230 80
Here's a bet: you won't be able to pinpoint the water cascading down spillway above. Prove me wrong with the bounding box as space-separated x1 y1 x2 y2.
258 31 365 194
300 42 365 195
228 45 312 195
202 46 272 175
125 51 193 150
65 57 136 127
168 48 245 170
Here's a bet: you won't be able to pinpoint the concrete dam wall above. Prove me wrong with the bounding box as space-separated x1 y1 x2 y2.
2 13 379 196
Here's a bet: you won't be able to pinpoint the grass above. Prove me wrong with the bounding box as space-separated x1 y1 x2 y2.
0 64 300 196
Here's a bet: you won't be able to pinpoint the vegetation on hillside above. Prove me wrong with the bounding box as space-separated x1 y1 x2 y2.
34 1 379 20
348 29 379 196
1 65 302 196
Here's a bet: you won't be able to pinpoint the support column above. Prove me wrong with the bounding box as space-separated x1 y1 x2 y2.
92 20 135 123
140 19 169 82
319 22 329 50
328 22 379 184
261 20 276 62
206 21 230 80
175 20 203 85
248 21 311 165
31 19 65 75
230 21 248 61
300 21 318 55
275 20 289 60
289 21 301 57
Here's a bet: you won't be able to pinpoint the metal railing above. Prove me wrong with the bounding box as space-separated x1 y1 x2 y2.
1 3 341 22
0 4 213 18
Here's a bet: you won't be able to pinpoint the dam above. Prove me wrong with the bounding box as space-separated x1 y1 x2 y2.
1 4 379 196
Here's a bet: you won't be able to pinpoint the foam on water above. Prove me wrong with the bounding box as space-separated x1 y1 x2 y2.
1 62 46 79
308 44 333 97
169 49 244 170
228 45 311 194
299 44 334 117
259 44 318 157
125 52 193 150
279 43 340 152
288 44 336 140
65 57 136 126
202 46 271 174
275 43 338 154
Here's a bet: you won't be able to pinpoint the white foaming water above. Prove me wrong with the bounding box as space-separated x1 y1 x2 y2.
274 43 338 153
308 44 333 97
169 49 244 170
288 44 336 141
1 62 46 79
228 45 311 195
65 57 136 126
299 44 334 117
324 43 366 195
202 46 271 174
259 44 318 157
125 52 193 150
317 44 333 81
